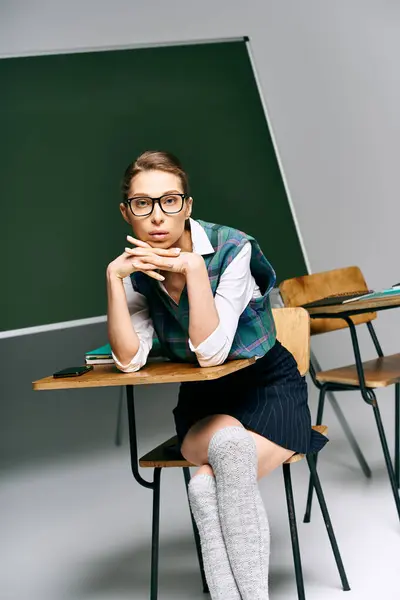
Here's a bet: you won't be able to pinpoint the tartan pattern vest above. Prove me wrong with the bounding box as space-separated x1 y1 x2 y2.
130 220 277 363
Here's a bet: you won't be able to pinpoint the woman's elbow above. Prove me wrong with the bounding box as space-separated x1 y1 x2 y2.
115 361 142 373
195 339 232 368
112 349 146 373
197 354 228 368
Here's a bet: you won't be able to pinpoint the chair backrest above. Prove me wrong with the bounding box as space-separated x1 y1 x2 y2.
272 307 310 376
279 266 377 335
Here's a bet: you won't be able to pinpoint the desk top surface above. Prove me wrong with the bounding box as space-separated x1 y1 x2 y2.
306 295 400 316
33 357 256 391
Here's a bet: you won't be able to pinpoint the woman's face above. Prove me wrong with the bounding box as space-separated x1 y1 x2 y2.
120 170 192 249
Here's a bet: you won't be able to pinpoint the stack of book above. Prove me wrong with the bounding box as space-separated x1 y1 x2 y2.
85 343 113 365
85 338 163 365
341 287 400 303
303 286 400 309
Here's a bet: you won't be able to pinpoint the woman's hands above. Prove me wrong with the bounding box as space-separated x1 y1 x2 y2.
107 235 203 282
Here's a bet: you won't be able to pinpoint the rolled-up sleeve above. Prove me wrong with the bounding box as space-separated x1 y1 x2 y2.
112 277 154 373
188 242 258 367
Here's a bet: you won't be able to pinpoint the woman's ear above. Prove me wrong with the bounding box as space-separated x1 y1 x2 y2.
119 202 132 225
185 196 193 219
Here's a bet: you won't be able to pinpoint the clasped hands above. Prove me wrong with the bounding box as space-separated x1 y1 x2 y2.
108 235 203 281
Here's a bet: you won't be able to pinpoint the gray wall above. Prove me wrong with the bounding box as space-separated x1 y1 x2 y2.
2 0 399 470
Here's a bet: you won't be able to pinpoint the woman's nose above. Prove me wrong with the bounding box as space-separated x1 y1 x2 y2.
151 202 165 224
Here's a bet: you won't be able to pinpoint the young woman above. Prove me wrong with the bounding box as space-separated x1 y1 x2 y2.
107 150 326 599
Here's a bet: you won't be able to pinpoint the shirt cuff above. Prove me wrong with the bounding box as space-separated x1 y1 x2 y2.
188 323 231 366
112 344 148 373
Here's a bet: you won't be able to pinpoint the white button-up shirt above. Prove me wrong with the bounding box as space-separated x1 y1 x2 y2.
113 218 262 372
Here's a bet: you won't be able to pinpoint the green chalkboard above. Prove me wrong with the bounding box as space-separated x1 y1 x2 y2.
0 40 306 331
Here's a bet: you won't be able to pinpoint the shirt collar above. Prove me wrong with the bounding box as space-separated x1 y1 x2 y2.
189 218 215 256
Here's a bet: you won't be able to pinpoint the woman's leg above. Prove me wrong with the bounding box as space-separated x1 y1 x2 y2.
188 464 241 600
182 415 294 600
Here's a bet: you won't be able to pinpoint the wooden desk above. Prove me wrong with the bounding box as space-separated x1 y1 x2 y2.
33 359 255 480
305 295 400 512
33 358 255 391
33 358 255 483
304 296 400 395
306 295 400 317
33 357 255 599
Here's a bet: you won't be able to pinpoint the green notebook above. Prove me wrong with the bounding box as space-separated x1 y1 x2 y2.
85 343 112 359
342 288 400 304
85 337 163 362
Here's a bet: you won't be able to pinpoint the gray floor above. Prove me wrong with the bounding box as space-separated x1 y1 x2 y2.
2 378 400 600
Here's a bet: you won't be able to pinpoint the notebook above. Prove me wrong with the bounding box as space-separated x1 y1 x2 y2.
303 287 400 309
302 291 373 309
85 343 113 365
85 338 164 365
342 288 400 304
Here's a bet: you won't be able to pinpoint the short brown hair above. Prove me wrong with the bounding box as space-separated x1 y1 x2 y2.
121 150 189 200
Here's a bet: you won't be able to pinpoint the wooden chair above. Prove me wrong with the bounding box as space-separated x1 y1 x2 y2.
279 266 400 524
139 307 350 600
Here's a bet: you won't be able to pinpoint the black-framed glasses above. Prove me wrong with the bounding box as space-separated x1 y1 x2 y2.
124 193 187 217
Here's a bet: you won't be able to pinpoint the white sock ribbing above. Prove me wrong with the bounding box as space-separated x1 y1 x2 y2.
188 473 241 600
208 426 270 600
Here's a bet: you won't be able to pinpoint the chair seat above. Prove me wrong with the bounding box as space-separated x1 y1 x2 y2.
316 353 400 388
284 426 328 464
139 425 328 468
140 436 192 468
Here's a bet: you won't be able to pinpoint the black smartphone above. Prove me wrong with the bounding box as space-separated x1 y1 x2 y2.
53 365 93 378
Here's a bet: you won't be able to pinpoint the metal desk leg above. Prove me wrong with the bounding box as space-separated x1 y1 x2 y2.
125 385 161 600
306 455 350 591
283 463 306 600
310 350 371 478
373 400 400 521
395 383 399 488
115 386 125 447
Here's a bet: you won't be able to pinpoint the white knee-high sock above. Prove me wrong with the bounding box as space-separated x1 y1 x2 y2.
208 426 270 600
188 473 241 600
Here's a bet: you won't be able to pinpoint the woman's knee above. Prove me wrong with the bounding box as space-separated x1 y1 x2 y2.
180 414 243 465
207 425 257 470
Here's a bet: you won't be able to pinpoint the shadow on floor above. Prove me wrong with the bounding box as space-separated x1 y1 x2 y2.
72 534 305 598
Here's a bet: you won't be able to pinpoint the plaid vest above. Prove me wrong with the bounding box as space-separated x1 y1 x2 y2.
130 220 277 363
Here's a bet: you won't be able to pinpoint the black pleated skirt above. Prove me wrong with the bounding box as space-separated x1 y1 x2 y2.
173 340 328 455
